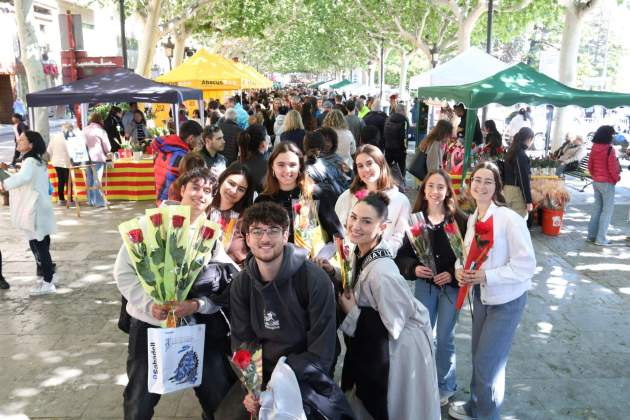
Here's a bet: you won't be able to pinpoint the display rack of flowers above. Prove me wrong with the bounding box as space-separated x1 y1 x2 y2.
530 178 571 236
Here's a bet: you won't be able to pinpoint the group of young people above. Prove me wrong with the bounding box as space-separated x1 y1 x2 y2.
112 108 537 419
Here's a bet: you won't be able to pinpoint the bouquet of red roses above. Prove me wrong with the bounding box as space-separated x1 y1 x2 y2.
119 205 221 327
406 212 436 275
455 216 494 311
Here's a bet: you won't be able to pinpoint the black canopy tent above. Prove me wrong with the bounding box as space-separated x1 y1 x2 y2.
26 68 205 133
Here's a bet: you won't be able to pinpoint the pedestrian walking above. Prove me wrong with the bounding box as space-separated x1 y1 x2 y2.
0 130 57 295
47 124 75 205
83 113 111 208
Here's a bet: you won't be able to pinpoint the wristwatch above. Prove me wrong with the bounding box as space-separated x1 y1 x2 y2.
195 298 205 313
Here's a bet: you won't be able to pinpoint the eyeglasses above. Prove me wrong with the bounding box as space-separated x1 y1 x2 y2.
248 226 284 239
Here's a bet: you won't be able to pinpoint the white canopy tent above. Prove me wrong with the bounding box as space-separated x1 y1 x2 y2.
409 47 511 90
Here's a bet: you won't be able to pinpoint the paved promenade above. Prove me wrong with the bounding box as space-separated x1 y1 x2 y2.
0 174 629 419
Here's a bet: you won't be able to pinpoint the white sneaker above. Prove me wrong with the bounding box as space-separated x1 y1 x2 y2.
440 391 455 406
30 281 57 296
448 401 476 420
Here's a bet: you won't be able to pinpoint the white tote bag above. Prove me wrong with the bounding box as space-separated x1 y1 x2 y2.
147 324 205 394
9 185 38 232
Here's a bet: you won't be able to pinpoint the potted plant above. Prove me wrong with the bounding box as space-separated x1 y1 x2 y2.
131 142 144 161
538 179 571 236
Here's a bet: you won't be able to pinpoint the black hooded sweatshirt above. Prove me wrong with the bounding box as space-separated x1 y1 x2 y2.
230 244 337 382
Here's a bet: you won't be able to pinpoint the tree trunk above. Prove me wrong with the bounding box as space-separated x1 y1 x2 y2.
551 1 597 149
398 49 410 99
173 30 190 68
457 18 475 53
135 0 162 76
14 0 49 141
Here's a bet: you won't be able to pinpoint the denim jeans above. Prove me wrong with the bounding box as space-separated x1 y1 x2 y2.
466 286 527 420
414 280 459 396
587 181 615 243
86 162 106 207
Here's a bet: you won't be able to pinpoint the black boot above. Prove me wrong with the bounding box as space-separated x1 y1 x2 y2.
0 276 9 290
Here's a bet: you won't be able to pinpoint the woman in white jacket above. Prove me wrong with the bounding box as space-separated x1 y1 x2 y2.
449 161 536 420
335 144 410 256
0 131 57 295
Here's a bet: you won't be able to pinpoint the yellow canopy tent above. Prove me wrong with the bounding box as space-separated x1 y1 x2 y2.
233 62 273 89
156 49 250 93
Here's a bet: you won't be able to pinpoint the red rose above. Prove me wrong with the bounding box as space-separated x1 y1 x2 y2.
233 349 251 369
292 202 302 214
218 217 227 229
410 223 424 237
128 229 144 244
444 222 457 235
172 215 185 228
475 219 491 235
201 226 215 240
149 213 163 227
354 189 368 200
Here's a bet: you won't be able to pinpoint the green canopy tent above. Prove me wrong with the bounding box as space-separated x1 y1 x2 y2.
308 79 333 88
417 62 630 180
330 79 353 89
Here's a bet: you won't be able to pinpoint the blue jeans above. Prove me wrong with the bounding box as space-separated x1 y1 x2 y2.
466 286 527 420
414 280 459 396
86 162 106 207
587 181 615 243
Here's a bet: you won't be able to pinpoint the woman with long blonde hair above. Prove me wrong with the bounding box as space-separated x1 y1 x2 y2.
323 109 356 168
280 109 306 150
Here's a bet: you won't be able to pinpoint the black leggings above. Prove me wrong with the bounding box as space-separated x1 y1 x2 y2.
29 235 53 282
0 249 3 278
54 167 70 201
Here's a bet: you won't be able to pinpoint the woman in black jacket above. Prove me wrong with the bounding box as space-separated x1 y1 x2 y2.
395 169 467 407
255 141 342 244
303 131 350 198
238 124 269 193
503 127 534 218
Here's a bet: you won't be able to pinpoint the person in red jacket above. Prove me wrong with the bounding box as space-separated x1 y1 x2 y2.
587 125 621 246
152 120 203 204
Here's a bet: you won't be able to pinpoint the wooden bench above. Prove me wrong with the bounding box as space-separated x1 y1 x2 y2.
564 156 592 192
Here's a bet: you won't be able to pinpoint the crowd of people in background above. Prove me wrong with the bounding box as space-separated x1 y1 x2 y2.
0 87 625 420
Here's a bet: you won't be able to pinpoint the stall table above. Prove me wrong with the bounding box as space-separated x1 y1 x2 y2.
48 158 155 202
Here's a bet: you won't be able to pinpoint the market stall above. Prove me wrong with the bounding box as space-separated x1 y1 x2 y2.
47 159 155 203
26 69 203 208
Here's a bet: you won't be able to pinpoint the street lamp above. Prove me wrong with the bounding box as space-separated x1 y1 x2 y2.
430 48 439 68
162 36 175 70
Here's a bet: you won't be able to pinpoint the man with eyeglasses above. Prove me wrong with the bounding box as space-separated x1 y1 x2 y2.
230 201 337 416
200 125 227 177
152 120 203 204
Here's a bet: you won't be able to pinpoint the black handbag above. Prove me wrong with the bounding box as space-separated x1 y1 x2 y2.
408 148 428 181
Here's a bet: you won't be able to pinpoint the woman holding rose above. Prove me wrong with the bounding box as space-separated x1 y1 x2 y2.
394 169 467 406
448 161 536 420
335 144 410 256
336 191 440 420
